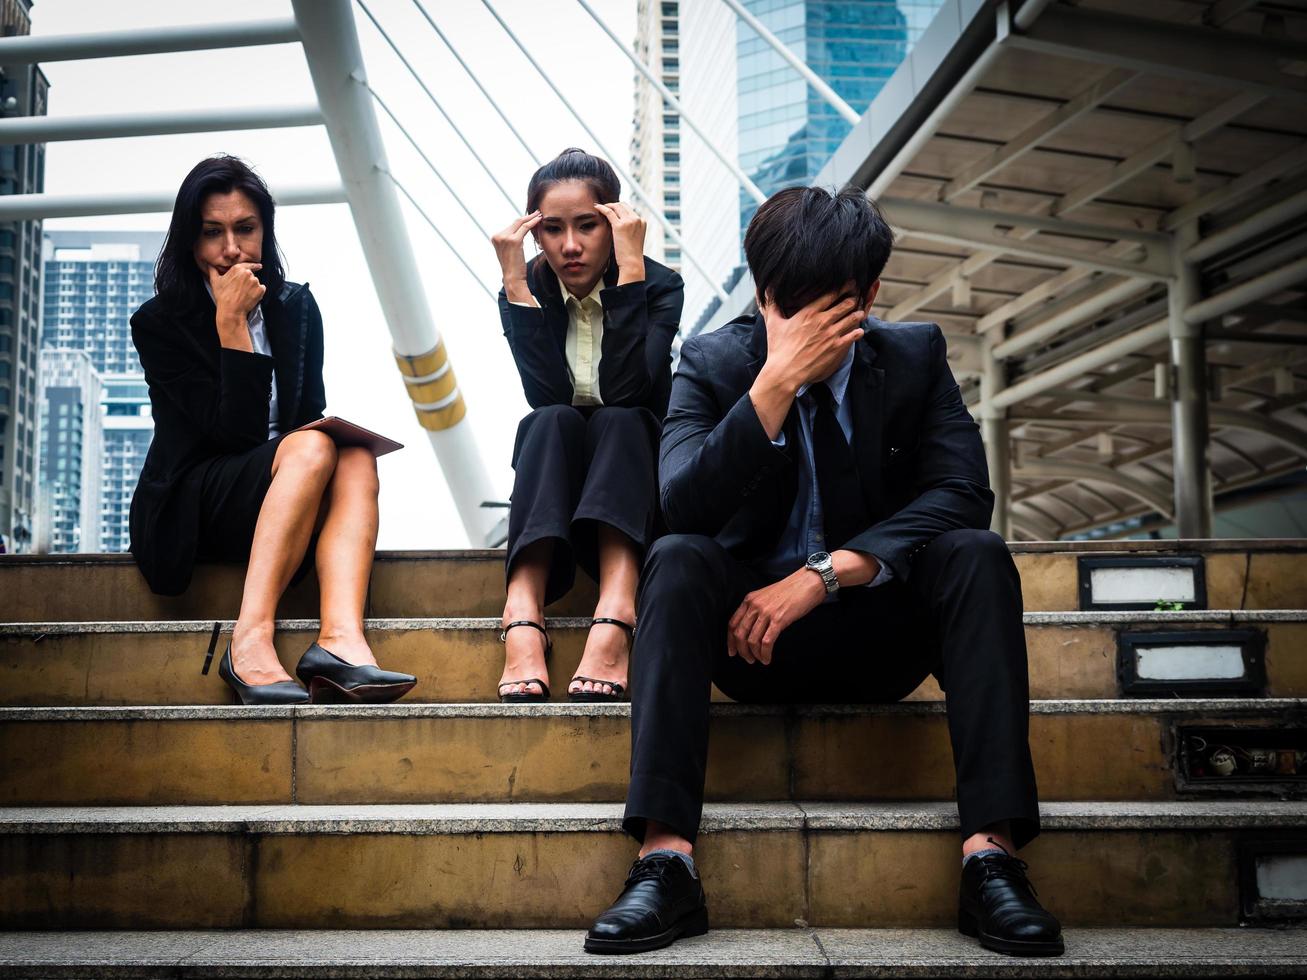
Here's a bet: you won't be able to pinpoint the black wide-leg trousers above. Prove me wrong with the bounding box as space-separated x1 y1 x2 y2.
624 528 1040 848
507 404 660 605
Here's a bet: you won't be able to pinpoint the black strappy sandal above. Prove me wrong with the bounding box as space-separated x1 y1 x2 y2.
498 619 552 703
568 617 634 703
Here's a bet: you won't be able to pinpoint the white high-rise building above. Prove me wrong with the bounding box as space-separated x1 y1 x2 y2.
37 349 102 553
630 0 682 273
632 1 946 335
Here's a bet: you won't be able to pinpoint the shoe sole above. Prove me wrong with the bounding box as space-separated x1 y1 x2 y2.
584 906 709 955
958 911 1065 957
306 677 417 705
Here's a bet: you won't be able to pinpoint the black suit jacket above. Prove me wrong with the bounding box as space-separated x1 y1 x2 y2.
659 313 993 581
129 282 326 595
497 254 685 417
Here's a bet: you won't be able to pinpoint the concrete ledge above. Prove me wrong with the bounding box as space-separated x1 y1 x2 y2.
3 800 1304 836
4 609 1304 634
0 928 1303 978
0 697 1299 721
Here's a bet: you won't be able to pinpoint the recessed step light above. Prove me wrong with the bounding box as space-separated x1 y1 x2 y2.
1080 555 1206 611
1119 629 1265 696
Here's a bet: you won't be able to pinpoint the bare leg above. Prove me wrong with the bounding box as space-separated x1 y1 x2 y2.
500 539 553 697
570 525 639 696
964 821 1016 858
639 820 693 859
231 431 337 685
313 446 380 667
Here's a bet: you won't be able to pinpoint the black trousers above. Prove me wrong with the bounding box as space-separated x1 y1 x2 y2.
624 528 1040 848
507 404 660 605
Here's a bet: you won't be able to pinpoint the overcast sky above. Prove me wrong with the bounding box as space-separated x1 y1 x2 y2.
32 0 639 549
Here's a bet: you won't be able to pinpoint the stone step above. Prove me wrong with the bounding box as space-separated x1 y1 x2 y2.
3 800 1303 930
2 699 1301 806
2 540 1303 622
2 927 1304 978
1 611 1302 706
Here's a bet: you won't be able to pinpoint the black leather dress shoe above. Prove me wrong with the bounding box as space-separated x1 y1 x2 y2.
584 853 709 954
217 644 309 705
958 851 1064 957
295 642 417 704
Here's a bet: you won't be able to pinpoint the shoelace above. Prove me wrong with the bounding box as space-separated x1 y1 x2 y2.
626 854 680 887
976 853 1039 898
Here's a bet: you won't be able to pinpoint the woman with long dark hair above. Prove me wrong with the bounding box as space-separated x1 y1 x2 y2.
491 148 684 703
130 154 415 705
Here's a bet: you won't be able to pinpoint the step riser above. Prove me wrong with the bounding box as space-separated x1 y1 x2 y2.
2 622 1302 705
3 551 1302 622
2 710 1292 805
0 827 1261 929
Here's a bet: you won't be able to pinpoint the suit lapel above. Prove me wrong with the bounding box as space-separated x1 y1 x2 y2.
849 338 886 517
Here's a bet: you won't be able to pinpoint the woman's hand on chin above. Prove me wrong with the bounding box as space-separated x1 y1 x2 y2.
208 261 264 349
596 202 646 286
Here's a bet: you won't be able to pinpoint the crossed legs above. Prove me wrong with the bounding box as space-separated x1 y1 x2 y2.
229 430 380 684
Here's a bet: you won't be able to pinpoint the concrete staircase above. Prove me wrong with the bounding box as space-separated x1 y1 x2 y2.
1 540 1305 977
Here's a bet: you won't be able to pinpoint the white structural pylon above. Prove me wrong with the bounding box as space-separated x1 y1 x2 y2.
292 0 497 545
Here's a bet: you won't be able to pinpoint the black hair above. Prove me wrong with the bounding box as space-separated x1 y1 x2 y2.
525 147 621 214
524 148 622 297
744 186 894 317
154 154 286 312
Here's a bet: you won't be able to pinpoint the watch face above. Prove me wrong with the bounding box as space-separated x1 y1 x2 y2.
808 552 831 567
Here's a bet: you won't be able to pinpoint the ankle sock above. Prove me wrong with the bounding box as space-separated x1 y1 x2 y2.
963 847 1008 867
645 848 697 877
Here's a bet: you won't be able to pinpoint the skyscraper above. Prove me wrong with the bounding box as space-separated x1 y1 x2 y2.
630 0 682 273
40 230 163 552
0 0 48 553
37 348 102 553
632 0 944 331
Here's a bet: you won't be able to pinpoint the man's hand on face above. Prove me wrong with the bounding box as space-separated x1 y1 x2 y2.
727 566 828 665
759 291 867 395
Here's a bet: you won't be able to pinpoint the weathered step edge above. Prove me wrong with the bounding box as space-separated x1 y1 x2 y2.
0 927 1305 979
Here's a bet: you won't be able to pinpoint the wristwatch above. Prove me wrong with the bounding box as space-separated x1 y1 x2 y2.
805 551 840 595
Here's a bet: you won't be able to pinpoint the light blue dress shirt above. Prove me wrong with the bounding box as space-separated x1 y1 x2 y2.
763 347 892 595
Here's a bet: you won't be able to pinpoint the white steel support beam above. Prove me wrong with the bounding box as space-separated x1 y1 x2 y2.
292 0 495 545
0 19 299 63
716 0 859 125
1185 188 1307 265
978 337 1011 538
1012 460 1175 519
1008 5 1307 101
938 69 1135 203
881 197 1173 280
1166 143 1307 231
1184 256 1307 325
0 185 346 221
0 104 322 145
992 277 1154 360
1168 221 1213 538
576 0 765 205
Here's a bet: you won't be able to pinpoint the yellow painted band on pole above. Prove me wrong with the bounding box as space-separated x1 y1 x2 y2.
414 393 467 431
394 340 448 378
403 368 459 403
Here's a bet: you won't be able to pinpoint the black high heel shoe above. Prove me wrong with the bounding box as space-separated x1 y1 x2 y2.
295 642 417 704
216 642 310 705
498 620 552 703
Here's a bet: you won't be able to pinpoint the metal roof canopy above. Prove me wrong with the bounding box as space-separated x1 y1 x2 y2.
806 0 1307 541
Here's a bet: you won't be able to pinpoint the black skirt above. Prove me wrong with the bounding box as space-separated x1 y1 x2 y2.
506 404 661 605
188 433 315 583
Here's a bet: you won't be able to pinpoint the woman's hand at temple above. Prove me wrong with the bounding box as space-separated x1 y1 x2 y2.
492 211 543 305
207 261 264 351
595 201 646 286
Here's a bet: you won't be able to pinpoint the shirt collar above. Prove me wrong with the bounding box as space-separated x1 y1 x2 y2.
555 267 603 309
797 346 856 407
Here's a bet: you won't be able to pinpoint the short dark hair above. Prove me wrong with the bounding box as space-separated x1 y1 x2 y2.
155 154 286 312
525 147 621 214
744 186 893 317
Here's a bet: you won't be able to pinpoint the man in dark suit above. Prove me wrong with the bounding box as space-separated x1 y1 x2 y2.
583 187 1063 958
